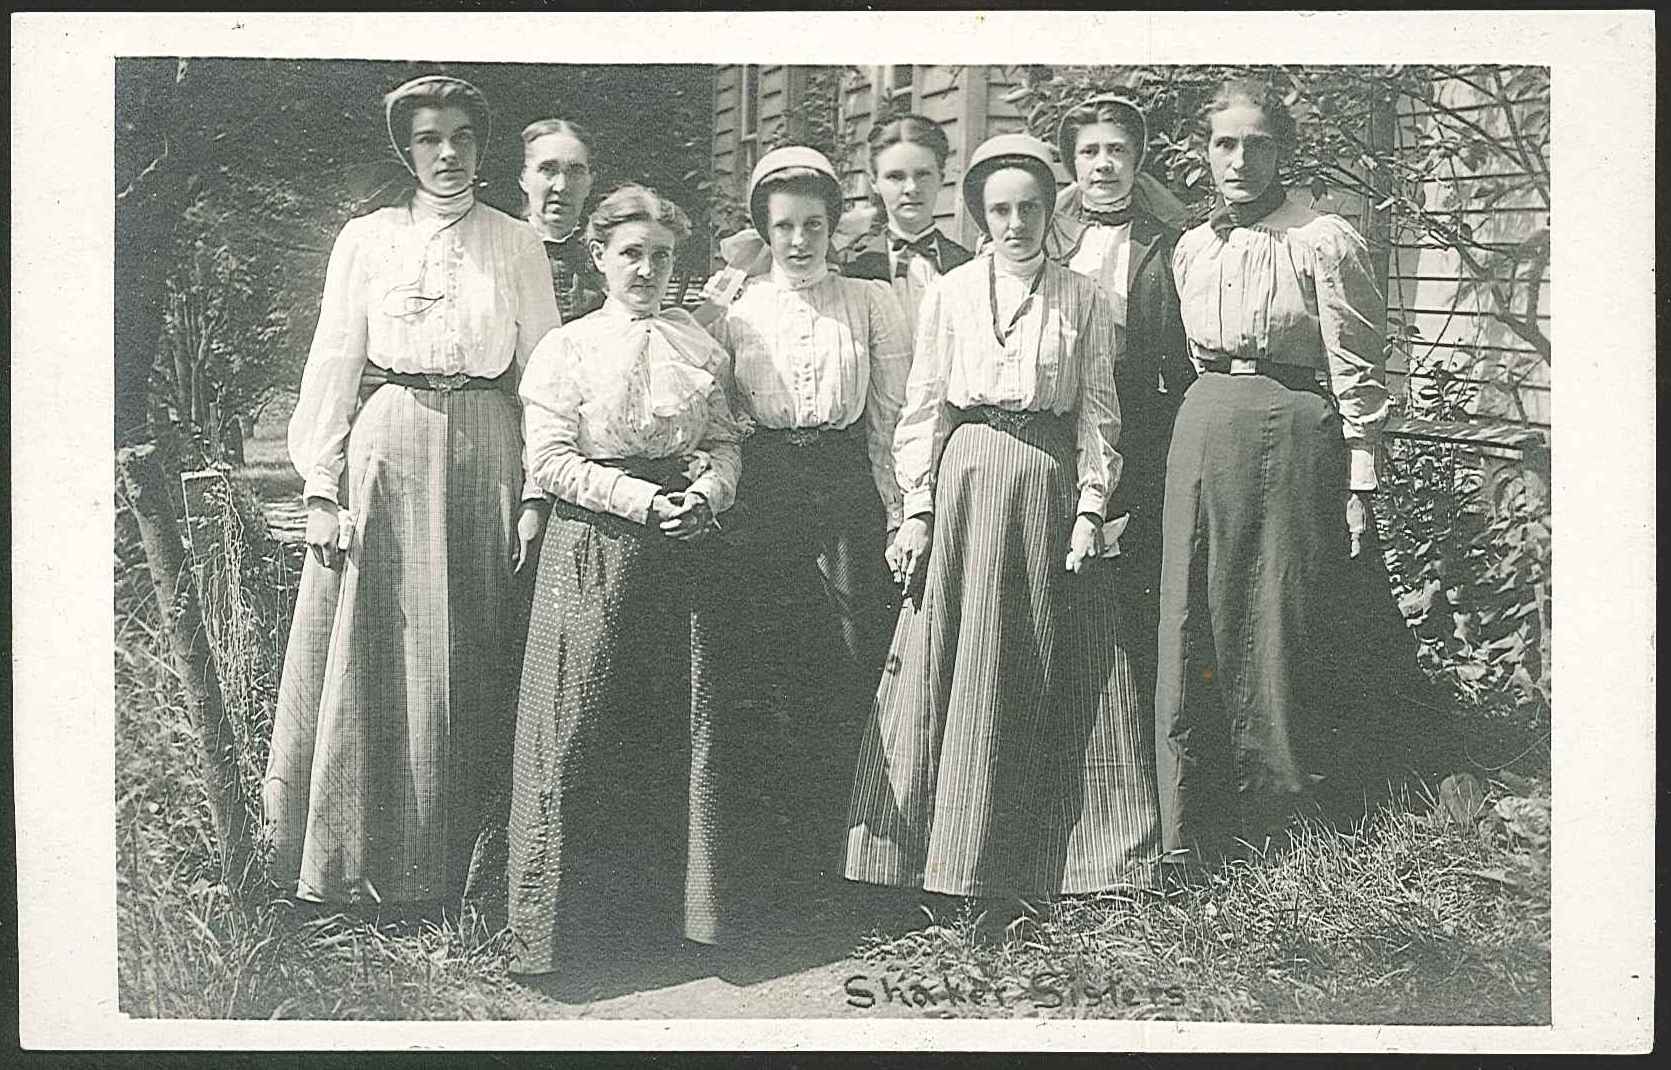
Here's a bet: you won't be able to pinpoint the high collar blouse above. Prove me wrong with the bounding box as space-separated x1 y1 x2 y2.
286 195 560 503
520 299 741 524
1172 194 1391 490
710 269 913 528
894 251 1123 522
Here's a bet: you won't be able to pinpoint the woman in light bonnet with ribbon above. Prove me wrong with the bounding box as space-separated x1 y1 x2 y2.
265 74 559 911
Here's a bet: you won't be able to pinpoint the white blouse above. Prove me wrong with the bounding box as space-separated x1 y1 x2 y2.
287 192 560 503
711 265 913 528
1066 220 1133 328
521 300 741 525
894 251 1124 521
1172 195 1390 490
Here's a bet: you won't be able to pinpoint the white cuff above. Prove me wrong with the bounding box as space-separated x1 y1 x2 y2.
1348 444 1378 492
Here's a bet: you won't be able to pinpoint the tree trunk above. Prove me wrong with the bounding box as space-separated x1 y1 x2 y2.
117 442 256 893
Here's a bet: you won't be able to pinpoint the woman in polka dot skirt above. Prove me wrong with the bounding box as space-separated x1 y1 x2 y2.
506 184 743 977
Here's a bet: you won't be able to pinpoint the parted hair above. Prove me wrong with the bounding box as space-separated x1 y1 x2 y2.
585 183 692 247
520 117 596 158
1057 98 1147 167
1201 76 1298 153
867 114 952 171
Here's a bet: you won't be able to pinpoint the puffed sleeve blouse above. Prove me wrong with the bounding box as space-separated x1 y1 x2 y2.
892 253 1123 521
1172 196 1391 490
286 197 561 503
520 300 742 525
710 269 912 529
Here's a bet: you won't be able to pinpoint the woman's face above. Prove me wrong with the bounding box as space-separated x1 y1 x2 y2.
765 190 830 275
1073 120 1140 206
1208 101 1281 204
408 105 479 196
521 131 595 240
872 140 943 235
592 219 677 316
982 166 1049 262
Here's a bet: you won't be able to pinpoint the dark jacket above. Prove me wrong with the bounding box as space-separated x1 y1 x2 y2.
1046 184 1195 581
841 224 975 284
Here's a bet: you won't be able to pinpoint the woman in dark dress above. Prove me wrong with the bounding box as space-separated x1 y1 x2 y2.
1154 78 1393 877
1045 92 1196 745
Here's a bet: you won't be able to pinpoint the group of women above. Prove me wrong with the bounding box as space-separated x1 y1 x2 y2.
264 72 1394 980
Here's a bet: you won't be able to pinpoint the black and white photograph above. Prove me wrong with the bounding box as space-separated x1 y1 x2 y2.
11 10 1655 1053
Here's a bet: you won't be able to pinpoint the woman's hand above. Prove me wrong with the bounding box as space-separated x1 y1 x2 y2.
653 491 713 541
1347 492 1370 558
1065 513 1103 574
513 500 549 574
305 497 344 570
887 516 933 589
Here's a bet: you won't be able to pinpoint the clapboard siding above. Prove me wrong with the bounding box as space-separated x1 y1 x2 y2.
1389 71 1550 430
712 64 806 195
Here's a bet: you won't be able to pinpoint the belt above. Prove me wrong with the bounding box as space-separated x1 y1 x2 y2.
1200 357 1320 392
592 455 692 488
745 422 859 449
952 404 1069 436
369 367 510 393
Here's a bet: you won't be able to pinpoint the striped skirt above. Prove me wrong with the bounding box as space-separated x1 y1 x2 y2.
507 465 731 975
844 412 1161 897
1153 370 1349 865
264 383 525 905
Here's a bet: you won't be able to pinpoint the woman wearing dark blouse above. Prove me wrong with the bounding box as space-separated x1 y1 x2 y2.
1045 92 1196 731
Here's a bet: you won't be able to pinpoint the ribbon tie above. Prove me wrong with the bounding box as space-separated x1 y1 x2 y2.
1209 183 1288 238
890 230 941 277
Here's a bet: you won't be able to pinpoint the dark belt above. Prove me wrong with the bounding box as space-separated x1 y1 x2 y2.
592 455 692 489
367 367 511 393
952 404 1069 436
745 422 863 450
1199 357 1321 393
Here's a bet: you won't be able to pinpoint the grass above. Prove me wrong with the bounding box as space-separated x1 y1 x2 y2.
853 794 1550 1022
113 456 1552 1022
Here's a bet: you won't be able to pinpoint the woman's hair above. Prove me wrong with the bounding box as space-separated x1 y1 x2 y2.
520 117 596 160
751 167 844 231
867 114 951 171
585 183 692 247
1200 76 1298 153
1057 97 1146 167
385 76 492 155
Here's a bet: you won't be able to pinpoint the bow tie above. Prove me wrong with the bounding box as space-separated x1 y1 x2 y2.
1209 183 1287 238
889 231 941 277
1080 204 1133 227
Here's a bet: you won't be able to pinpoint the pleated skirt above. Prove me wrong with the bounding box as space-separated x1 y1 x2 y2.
506 489 730 975
843 416 1162 897
264 384 524 905
1153 370 1349 863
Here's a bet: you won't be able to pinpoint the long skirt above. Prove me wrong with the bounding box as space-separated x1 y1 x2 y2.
844 414 1162 897
507 473 730 975
264 384 524 905
721 425 897 887
1153 370 1350 865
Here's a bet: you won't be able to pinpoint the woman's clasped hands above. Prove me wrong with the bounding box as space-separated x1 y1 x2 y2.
651 491 713 541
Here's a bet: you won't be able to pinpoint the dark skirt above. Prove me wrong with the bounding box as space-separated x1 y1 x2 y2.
844 413 1161 897
1153 370 1350 864
264 384 525 906
719 424 898 888
506 466 731 975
